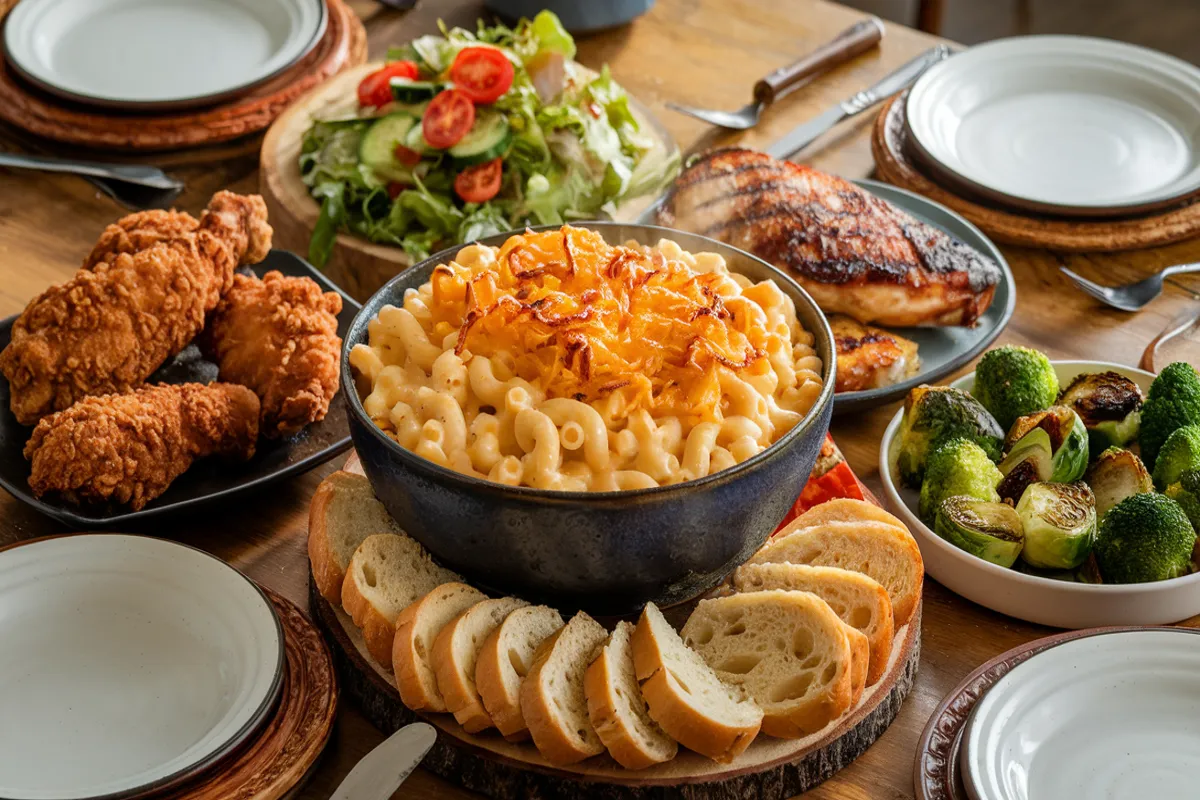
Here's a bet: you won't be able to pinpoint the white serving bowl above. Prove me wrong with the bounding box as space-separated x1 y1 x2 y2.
880 360 1200 629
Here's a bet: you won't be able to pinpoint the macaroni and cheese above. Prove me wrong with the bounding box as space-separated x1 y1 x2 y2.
350 226 824 491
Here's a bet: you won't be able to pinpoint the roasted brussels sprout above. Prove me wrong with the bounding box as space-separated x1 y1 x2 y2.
895 385 1005 488
973 346 1059 431
996 406 1089 502
1016 481 1097 570
1152 424 1200 490
1165 468 1200 534
934 496 1024 568
1140 362 1200 470
1057 371 1143 451
918 438 1003 523
1086 447 1153 519
1094 493 1196 584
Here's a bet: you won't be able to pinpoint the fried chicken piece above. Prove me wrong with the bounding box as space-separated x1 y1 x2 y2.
202 271 343 438
25 382 260 511
0 191 273 425
830 315 921 393
82 209 201 270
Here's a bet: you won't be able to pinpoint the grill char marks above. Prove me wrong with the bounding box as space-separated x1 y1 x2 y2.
657 148 1002 327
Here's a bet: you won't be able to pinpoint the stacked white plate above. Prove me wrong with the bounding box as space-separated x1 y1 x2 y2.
3 0 327 110
960 629 1200 800
905 36 1200 217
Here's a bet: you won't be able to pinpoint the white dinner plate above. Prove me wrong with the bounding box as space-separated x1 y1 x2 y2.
880 360 1200 629
905 36 1200 217
0 535 283 800
962 629 1200 800
3 0 326 110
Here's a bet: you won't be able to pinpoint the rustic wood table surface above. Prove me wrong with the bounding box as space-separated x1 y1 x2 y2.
1 1 1198 798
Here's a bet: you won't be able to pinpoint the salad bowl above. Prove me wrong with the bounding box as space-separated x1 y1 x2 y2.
880 360 1200 629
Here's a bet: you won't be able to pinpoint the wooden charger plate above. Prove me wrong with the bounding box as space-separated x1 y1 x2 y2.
871 93 1200 252
0 0 366 153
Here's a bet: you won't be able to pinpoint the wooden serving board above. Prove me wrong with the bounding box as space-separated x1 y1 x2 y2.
0 0 366 154
260 63 678 302
310 575 920 799
871 93 1200 252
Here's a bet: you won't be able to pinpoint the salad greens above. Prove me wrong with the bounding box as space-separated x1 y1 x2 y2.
299 11 678 267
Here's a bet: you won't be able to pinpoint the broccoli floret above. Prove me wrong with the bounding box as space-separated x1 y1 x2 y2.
1086 446 1152 518
1139 362 1200 470
973 346 1059 432
1152 425 1200 490
896 385 1004 488
919 438 1003 522
1166 469 1200 534
1093 493 1196 583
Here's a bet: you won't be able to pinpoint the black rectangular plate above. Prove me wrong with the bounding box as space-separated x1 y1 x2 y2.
0 250 359 528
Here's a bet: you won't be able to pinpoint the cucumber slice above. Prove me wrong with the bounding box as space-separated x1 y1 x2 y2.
448 110 512 166
359 113 420 181
390 78 445 104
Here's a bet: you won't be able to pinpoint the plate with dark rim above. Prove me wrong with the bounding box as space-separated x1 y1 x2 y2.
639 178 1016 414
0 250 357 528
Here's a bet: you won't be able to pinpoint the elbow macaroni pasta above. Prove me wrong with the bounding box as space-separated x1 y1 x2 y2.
350 226 824 490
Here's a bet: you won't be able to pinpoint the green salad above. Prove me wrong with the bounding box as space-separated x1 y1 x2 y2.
299 11 678 267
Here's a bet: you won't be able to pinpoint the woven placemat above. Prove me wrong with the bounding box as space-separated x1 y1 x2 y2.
871 93 1200 252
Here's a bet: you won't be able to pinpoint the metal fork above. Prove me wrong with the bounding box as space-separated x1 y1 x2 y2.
1060 263 1200 312
667 17 884 130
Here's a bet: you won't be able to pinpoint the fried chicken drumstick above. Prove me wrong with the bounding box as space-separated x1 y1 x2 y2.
0 191 273 425
202 271 343 438
25 382 260 511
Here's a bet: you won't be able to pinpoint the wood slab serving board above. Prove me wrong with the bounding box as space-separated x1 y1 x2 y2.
310 575 921 799
260 63 678 302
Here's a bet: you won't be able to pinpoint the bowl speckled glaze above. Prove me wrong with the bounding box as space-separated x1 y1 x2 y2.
341 223 835 614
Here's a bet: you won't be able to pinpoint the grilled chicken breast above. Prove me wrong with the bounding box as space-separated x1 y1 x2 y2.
656 148 1001 327
829 315 920 393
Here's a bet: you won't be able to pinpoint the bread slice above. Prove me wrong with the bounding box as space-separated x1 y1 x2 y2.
309 471 403 605
476 605 564 741
585 621 679 769
841 621 868 707
520 612 610 765
681 591 854 739
393 582 488 712
784 498 909 536
733 563 894 685
341 533 460 670
748 521 923 628
631 603 762 763
433 596 529 733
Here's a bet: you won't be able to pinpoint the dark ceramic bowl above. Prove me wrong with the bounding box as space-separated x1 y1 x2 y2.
341 223 835 615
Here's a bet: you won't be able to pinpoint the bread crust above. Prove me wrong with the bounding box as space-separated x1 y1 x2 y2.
433 609 498 734
842 623 868 707
785 498 908 535
308 472 347 605
341 562 398 671
630 612 760 763
520 627 607 765
585 636 676 770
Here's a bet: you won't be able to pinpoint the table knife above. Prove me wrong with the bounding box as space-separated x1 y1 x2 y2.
329 722 437 800
765 44 952 160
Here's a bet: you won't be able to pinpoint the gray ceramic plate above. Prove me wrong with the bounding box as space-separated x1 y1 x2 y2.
638 178 1015 414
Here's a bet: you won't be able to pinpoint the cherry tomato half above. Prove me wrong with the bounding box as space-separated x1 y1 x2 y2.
454 158 503 203
423 89 476 149
393 144 422 167
357 61 419 107
449 47 515 104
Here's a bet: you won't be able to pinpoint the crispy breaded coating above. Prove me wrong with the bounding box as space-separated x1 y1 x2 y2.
24 382 260 511
82 209 201 270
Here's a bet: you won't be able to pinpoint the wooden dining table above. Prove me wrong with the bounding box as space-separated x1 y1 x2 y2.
1 0 1198 797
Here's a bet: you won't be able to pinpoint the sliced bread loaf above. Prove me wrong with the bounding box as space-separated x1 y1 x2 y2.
631 603 762 763
476 605 564 741
341 533 460 670
309 471 403 605
520 612 610 765
748 521 923 627
585 621 679 770
393 582 488 712
733 563 894 685
783 498 908 536
681 590 854 739
433 596 529 733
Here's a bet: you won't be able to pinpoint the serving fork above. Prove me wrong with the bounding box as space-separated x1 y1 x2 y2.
1060 263 1200 312
666 17 885 129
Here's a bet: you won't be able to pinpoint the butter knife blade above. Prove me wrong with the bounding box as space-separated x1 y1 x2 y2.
330 722 437 800
765 44 952 160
